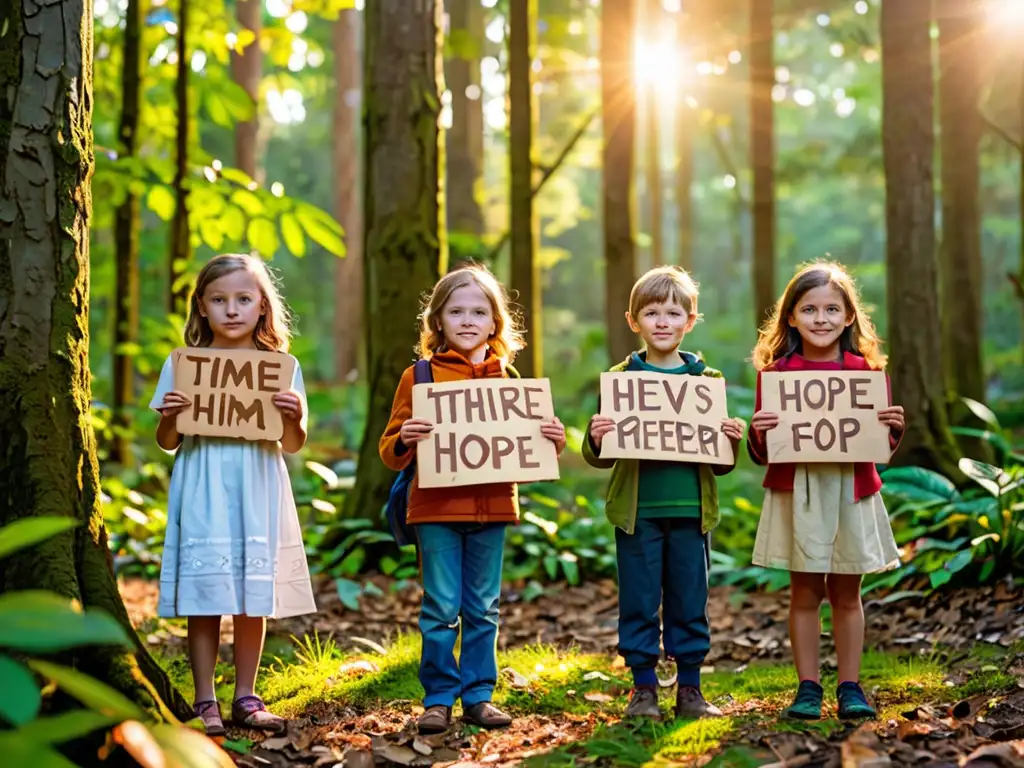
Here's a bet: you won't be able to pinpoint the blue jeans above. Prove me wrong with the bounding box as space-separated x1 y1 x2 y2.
416 522 506 708
614 517 710 672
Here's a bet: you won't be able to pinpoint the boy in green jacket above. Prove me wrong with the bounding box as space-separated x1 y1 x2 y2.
585 266 744 720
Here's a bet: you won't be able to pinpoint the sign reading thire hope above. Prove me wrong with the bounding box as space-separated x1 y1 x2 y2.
597 372 734 464
760 371 891 463
411 379 560 488
173 347 295 441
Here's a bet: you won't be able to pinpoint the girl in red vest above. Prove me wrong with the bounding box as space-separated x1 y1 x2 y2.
747 262 904 721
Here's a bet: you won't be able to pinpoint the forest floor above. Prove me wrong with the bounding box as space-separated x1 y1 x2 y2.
121 577 1024 767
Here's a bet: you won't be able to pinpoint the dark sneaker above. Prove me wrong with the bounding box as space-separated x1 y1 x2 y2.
675 686 723 719
624 687 662 719
417 704 452 734
782 680 823 720
462 701 512 729
837 681 876 720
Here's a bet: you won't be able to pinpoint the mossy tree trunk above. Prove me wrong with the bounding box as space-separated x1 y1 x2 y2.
232 0 262 181
750 0 775 331
446 0 485 240
111 0 143 466
345 0 445 520
881 0 962 478
169 0 191 316
601 0 638 363
674 3 697 273
333 7 363 383
0 0 191 722
509 0 541 377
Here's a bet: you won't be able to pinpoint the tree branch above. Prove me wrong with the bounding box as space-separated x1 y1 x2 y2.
485 105 600 260
982 115 1021 152
707 125 750 208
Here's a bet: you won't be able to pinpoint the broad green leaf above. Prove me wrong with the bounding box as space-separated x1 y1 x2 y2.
0 653 40 725
219 167 255 187
334 578 361 611
961 397 1000 430
295 205 345 256
198 218 225 251
28 661 145 721
0 517 78 560
204 90 233 128
0 591 132 652
231 188 264 216
958 458 1018 497
280 212 306 257
147 722 237 767
0 735 79 768
14 710 121 744
221 205 246 242
247 218 279 256
944 549 974 575
146 185 176 221
929 569 952 588
951 427 1012 456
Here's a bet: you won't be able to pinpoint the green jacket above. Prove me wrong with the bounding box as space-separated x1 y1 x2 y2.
582 354 738 535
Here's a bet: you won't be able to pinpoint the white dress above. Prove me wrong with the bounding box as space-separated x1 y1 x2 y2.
149 352 317 618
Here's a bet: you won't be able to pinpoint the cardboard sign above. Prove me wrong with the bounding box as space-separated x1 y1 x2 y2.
597 372 734 464
411 378 560 488
172 347 295 441
760 371 891 463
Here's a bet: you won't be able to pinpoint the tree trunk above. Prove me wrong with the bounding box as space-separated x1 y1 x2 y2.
644 0 663 267
675 8 695 272
509 0 541 377
232 0 262 181
602 0 638 363
882 0 962 477
111 0 143 466
937 0 984 404
0 0 191 722
333 8 363 383
345 0 445 520
169 0 191 316
446 0 485 238
750 0 775 330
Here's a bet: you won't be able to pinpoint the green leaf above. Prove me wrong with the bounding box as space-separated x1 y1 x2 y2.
204 89 233 127
198 218 225 251
879 467 958 503
944 549 974 575
0 517 78 560
146 185 176 221
335 578 361 611
231 188 264 216
0 653 40 725
0 735 79 768
247 218 279 256
221 204 246 241
929 569 952 589
958 458 1018 497
14 710 121 744
0 591 132 652
961 397 1000 430
280 212 306 257
220 167 255 187
27 660 146 721
295 204 345 256
951 427 1012 456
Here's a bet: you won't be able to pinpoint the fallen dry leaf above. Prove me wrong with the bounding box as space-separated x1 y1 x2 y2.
583 692 613 703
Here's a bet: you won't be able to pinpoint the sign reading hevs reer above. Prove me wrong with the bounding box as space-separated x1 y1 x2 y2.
597 372 734 465
760 371 891 463
173 347 295 441
412 379 560 488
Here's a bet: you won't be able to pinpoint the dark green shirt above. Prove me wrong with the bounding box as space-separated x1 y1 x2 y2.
627 350 704 519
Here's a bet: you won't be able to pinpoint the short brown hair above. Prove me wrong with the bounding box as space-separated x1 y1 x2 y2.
628 266 702 320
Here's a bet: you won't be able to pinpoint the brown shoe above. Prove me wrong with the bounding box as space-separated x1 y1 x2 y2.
624 688 662 719
417 705 452 734
675 686 723 719
462 701 512 729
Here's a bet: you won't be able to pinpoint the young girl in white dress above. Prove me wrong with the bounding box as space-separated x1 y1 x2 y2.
747 262 905 721
150 253 316 735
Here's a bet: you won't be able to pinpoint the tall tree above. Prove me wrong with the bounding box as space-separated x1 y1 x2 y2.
333 8 363 383
169 0 192 315
643 0 664 266
602 0 638 363
346 0 445 520
446 0 485 238
675 3 698 272
233 0 263 181
111 0 143 465
750 0 775 329
509 0 541 377
882 0 961 476
937 0 985 404
0 0 189 720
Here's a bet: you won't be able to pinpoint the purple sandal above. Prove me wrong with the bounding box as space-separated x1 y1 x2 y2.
194 700 225 736
232 695 286 733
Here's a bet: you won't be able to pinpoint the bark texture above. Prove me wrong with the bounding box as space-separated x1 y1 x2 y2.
232 0 262 181
675 7 695 272
937 0 985 405
446 0 484 237
0 0 190 722
881 0 961 476
643 0 663 267
750 0 775 330
346 0 445 520
333 8 363 383
112 0 142 465
169 0 191 315
601 0 638 363
509 0 540 377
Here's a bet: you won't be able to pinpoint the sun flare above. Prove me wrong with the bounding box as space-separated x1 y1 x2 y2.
633 39 689 100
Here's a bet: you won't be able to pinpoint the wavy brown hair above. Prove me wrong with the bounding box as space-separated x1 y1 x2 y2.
751 260 886 371
417 263 525 361
184 253 292 352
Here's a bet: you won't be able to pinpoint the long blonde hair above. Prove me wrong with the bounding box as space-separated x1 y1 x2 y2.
184 253 292 352
417 263 525 361
752 260 886 371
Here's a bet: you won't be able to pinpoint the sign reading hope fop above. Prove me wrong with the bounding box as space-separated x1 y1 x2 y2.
173 347 295 441
760 371 891 463
597 372 734 464
411 379 560 488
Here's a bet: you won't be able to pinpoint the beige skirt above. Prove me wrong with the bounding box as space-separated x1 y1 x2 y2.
752 464 900 575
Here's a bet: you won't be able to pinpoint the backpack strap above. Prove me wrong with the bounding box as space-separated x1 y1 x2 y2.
413 358 433 385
